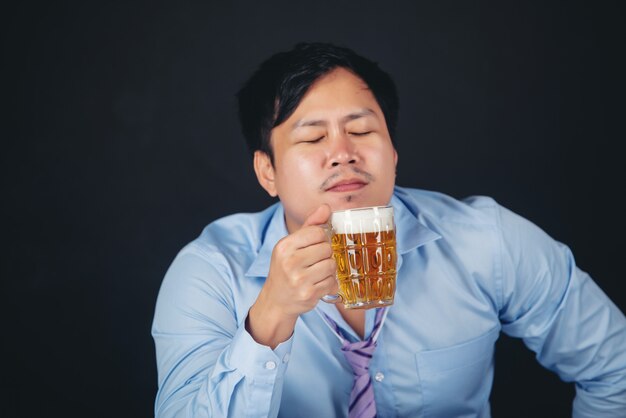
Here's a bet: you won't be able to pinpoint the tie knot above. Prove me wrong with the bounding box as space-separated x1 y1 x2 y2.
341 340 377 376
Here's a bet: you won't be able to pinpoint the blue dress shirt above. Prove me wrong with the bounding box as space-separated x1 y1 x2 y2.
152 187 626 417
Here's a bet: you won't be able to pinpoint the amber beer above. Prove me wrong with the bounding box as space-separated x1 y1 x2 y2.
330 206 396 309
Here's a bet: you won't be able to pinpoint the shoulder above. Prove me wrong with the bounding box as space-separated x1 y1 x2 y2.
186 203 280 258
394 186 556 247
394 186 500 228
157 203 279 304
164 203 279 284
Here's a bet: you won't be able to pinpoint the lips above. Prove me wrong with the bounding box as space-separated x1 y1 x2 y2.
324 178 368 192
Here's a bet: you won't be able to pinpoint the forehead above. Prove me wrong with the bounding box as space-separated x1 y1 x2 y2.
304 67 371 100
287 67 380 118
310 67 368 90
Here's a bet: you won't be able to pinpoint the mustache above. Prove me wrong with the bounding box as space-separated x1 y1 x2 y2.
319 167 376 191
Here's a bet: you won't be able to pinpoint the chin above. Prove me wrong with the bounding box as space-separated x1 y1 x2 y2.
327 193 373 211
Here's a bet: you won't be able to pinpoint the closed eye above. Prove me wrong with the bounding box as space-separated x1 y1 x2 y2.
302 136 324 143
350 131 372 136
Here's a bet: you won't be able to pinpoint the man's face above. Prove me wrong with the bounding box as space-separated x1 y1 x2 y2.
254 67 398 233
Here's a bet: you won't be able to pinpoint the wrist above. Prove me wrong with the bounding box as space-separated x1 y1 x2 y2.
246 298 298 349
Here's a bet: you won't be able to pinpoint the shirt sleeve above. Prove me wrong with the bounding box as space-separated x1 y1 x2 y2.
496 205 626 417
151 243 293 418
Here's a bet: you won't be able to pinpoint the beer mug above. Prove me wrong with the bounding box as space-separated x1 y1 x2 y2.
323 205 397 309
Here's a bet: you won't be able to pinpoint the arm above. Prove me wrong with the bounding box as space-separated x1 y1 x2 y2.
152 206 337 417
152 245 292 418
496 205 626 417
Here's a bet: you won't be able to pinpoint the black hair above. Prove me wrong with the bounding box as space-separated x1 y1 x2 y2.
236 42 399 162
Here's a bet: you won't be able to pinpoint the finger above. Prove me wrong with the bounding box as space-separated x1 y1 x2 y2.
302 204 332 228
294 241 333 267
288 257 336 288
286 225 329 250
306 258 337 286
313 272 340 298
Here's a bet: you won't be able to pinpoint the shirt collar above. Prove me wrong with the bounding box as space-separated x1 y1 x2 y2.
390 191 442 254
245 189 441 279
245 204 288 278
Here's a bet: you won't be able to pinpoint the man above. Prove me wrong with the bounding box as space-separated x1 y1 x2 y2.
152 42 626 417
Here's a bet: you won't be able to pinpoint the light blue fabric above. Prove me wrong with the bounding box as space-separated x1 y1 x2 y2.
152 186 626 417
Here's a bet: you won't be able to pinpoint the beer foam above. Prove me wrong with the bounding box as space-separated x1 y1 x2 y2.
331 206 394 234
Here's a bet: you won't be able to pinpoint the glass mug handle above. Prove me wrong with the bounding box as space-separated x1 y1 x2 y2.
320 223 343 304
321 293 343 304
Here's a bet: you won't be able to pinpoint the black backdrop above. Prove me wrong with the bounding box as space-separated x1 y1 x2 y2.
3 1 625 417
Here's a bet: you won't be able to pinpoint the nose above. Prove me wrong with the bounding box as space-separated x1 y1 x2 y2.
328 133 358 168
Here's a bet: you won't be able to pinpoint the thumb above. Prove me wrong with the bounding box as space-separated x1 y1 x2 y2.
302 204 332 227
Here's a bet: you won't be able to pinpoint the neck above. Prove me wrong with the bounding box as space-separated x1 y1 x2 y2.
336 304 366 340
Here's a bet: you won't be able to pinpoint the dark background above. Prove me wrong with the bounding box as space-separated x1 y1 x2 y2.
3 1 625 417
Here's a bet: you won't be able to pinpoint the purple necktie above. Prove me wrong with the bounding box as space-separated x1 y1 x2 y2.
322 307 387 418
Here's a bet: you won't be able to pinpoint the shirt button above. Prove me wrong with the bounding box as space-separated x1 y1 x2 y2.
265 361 277 370
374 372 385 382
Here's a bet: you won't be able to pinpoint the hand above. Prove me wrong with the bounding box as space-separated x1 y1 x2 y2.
246 205 338 348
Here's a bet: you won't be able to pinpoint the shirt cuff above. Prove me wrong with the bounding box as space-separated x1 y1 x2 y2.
227 324 294 383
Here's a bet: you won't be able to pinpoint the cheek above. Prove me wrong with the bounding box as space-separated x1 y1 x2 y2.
369 146 397 186
369 145 396 168
277 150 323 188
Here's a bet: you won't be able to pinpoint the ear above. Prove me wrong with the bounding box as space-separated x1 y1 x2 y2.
253 151 278 197
393 147 398 167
